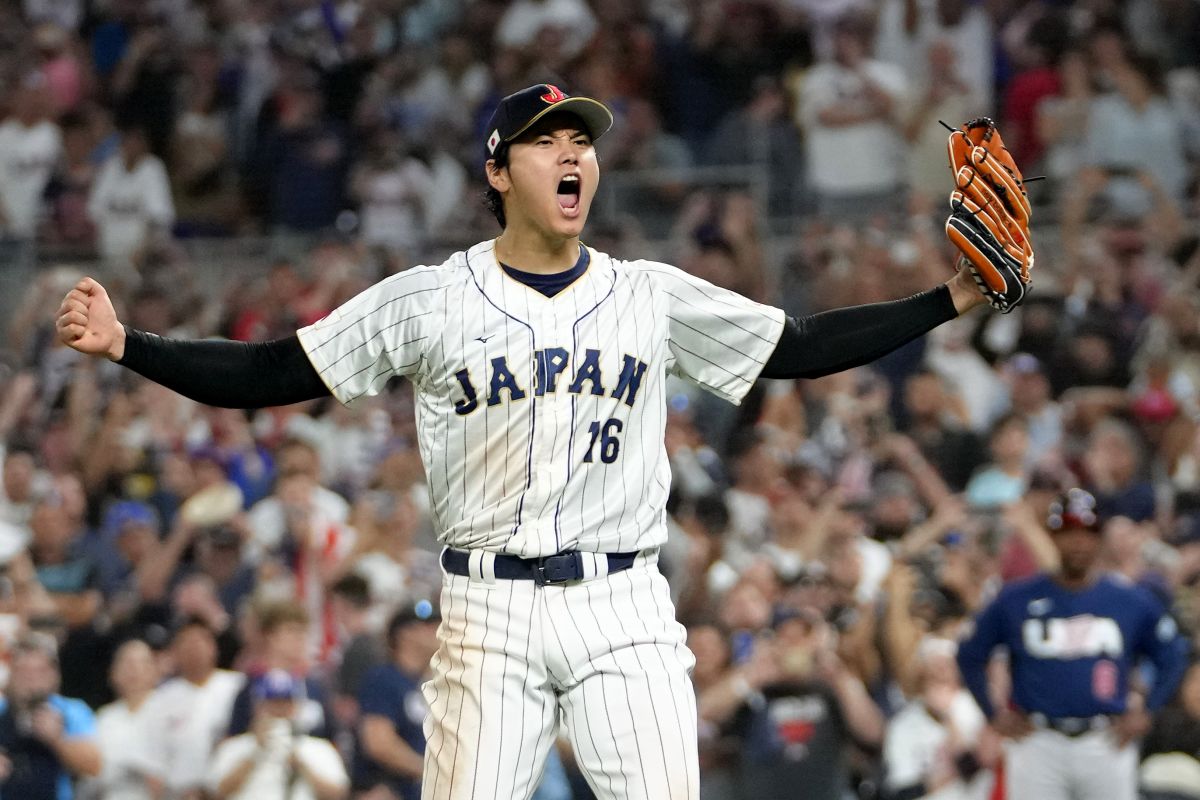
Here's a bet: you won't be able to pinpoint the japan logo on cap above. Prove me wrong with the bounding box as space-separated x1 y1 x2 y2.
540 84 566 104
487 128 501 154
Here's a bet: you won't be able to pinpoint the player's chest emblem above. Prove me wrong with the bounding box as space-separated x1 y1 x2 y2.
450 347 649 415
1022 613 1125 659
1027 597 1052 616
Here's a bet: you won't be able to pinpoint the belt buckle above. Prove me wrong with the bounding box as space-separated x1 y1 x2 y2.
534 552 581 586
1060 718 1085 736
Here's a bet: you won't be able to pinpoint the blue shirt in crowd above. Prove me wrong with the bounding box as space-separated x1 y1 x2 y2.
354 663 427 800
0 694 96 800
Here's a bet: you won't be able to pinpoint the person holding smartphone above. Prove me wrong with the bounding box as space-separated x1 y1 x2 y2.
209 669 348 800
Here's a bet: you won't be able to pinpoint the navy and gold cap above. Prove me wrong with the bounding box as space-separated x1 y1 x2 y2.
484 83 614 157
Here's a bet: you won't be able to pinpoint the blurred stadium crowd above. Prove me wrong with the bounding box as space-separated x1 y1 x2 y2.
1 0 1200 799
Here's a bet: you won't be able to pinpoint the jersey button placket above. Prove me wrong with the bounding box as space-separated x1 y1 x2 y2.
529 313 559 553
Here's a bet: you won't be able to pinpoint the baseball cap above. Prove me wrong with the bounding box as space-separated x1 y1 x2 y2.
104 501 159 537
770 605 821 631
1046 488 1100 533
484 84 614 157
253 668 301 702
1131 388 1179 423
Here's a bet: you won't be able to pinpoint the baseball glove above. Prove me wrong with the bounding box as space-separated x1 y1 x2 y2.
944 117 1034 313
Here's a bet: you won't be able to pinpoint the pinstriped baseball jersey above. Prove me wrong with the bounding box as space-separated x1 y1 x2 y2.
297 239 784 557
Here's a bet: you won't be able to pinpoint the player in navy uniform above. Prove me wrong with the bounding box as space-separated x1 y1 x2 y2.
956 488 1189 800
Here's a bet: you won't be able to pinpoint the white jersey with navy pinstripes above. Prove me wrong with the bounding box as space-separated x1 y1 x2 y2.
297 239 785 558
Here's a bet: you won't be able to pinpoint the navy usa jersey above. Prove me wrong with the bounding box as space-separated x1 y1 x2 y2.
957 574 1188 719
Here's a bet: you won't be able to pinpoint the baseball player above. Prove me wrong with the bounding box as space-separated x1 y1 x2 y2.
956 488 1190 800
58 84 997 800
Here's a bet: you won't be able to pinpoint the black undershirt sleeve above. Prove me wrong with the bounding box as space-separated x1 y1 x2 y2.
760 285 958 380
117 326 331 408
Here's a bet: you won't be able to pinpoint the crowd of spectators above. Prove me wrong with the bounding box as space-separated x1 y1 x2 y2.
2 0 1200 799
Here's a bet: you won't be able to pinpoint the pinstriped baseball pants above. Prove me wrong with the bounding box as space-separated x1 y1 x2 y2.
420 552 700 800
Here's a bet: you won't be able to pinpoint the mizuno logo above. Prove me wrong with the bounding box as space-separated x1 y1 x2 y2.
476 334 495 344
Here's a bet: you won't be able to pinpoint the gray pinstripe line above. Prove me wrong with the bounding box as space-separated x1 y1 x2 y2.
664 314 768 365
343 357 420 404
624 567 684 797
652 582 700 800
579 581 632 797
428 576 467 798
458 289 469 532
434 575 470 800
523 590 553 800
555 584 619 798
329 336 426 391
559 683 599 797
468 575 494 799
614 283 642 552
604 574 653 799
309 284 439 351
536 302 566 523
302 270 411 337
640 268 777 343
510 584 537 799
422 648 443 795
322 311 433 368
464 251 538 543
491 581 514 798
668 340 753 384
424 578 451 796
552 268 617 547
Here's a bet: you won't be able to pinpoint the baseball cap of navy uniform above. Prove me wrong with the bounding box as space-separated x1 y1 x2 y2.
253 668 302 702
484 83 614 157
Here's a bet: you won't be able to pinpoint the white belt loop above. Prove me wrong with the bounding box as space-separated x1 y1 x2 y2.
579 553 609 581
468 550 489 583
481 552 497 584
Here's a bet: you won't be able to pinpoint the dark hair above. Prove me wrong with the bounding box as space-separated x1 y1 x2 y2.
483 143 510 229
693 494 730 536
989 411 1029 438
725 426 766 463
1125 51 1167 95
386 604 438 650
59 110 89 132
257 600 310 634
11 632 59 665
171 614 216 642
331 573 372 609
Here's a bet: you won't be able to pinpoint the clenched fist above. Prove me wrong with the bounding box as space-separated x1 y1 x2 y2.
55 277 126 360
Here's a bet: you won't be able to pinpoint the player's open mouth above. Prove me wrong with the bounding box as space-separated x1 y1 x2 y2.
557 175 581 215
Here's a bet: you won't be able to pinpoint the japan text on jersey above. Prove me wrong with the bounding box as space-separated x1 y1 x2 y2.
296 241 785 559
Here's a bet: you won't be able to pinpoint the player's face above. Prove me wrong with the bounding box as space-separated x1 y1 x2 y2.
1052 526 1103 578
492 113 599 240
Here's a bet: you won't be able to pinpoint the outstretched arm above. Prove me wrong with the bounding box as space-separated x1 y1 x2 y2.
760 270 984 380
56 277 329 408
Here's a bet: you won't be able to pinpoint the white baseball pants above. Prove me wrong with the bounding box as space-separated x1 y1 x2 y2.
420 551 700 800
1004 728 1138 800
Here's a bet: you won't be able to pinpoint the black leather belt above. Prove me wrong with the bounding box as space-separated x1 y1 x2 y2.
441 548 640 586
1030 713 1113 737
